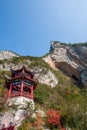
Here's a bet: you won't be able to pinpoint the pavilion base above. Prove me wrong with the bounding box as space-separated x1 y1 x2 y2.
7 96 34 110
0 97 35 129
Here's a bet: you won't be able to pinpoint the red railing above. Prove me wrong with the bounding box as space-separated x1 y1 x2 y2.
0 126 14 130
8 92 33 99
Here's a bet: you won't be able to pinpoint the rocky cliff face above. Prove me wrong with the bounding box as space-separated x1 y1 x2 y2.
1 42 87 87
43 41 87 87
0 97 34 129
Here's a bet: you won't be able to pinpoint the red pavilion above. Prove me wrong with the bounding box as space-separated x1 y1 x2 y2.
5 66 38 99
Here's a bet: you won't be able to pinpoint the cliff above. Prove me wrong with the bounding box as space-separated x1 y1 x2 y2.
43 41 87 87
0 42 87 129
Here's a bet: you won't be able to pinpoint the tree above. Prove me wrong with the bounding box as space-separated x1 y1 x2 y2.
46 109 61 128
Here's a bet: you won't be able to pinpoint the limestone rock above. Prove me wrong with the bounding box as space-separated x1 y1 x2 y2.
0 50 19 60
0 97 34 128
43 41 87 87
33 67 58 87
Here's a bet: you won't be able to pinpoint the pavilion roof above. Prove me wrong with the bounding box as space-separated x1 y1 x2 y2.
5 74 38 90
10 65 35 78
5 65 38 91
5 73 37 83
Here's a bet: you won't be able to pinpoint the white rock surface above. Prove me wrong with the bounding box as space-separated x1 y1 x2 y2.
34 68 58 87
7 96 34 109
0 97 34 128
32 109 45 118
39 70 58 87
0 50 19 60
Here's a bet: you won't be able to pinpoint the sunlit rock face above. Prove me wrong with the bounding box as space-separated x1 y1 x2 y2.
0 50 19 60
33 67 58 87
7 97 34 110
0 97 34 128
43 41 87 87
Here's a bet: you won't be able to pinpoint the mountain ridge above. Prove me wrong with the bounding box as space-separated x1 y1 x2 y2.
1 41 87 87
0 42 87 129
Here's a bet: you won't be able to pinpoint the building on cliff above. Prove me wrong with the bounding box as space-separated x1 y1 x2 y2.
0 66 38 130
5 65 38 99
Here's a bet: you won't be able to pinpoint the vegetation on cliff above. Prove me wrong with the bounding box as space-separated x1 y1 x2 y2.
0 56 87 130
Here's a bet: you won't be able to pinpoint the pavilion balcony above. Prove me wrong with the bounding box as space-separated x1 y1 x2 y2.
8 92 33 99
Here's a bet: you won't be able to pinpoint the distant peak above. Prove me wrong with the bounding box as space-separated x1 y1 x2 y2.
0 50 19 60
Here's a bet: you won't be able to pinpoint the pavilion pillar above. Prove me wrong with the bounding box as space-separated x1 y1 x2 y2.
8 83 12 98
20 80 24 96
30 87 33 99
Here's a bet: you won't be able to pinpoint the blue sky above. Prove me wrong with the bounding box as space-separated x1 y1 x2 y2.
0 0 87 56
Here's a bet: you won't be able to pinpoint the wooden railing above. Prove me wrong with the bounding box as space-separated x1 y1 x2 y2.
0 126 14 130
9 92 33 99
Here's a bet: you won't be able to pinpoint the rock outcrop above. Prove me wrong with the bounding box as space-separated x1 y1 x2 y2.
0 97 34 129
43 41 87 87
0 50 19 60
34 68 58 87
